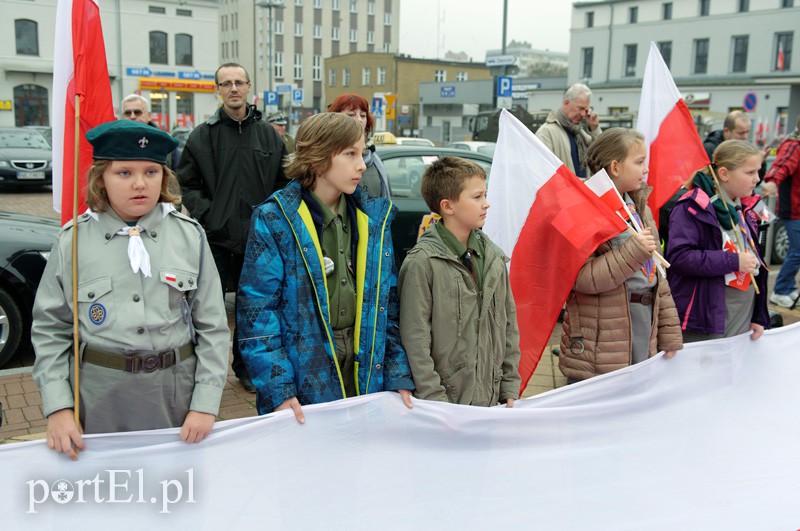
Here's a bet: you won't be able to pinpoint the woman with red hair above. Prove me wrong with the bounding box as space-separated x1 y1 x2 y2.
328 94 390 198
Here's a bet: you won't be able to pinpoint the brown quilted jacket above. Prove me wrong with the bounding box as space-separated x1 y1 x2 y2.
559 187 683 381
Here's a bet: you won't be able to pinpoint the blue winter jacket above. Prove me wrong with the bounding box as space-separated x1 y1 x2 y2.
237 181 414 414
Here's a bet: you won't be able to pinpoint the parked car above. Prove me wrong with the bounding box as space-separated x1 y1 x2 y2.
23 125 53 145
445 141 497 158
372 132 435 147
375 145 493 266
0 128 53 188
170 127 193 171
0 212 60 367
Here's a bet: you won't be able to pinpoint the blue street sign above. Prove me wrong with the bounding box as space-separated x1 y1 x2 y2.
276 84 292 93
497 76 513 98
743 91 757 112
126 67 152 77
440 86 456 98
372 97 383 118
265 91 279 105
292 89 303 102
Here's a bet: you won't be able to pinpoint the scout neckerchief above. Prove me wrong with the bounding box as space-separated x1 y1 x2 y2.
624 200 656 282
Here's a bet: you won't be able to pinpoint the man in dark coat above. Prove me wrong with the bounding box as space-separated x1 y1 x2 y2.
177 63 289 392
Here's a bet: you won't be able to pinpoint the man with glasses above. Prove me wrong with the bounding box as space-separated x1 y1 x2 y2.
177 63 289 393
121 94 155 126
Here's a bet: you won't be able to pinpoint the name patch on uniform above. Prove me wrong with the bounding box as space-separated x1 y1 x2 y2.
88 303 106 325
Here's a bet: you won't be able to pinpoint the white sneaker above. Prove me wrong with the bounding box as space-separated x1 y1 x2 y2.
770 291 799 308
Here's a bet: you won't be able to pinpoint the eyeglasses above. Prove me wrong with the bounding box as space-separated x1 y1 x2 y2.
217 80 250 90
123 109 144 116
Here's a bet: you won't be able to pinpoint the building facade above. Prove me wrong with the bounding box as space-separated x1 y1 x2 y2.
2 0 221 129
325 52 491 136
565 0 800 136
221 0 399 120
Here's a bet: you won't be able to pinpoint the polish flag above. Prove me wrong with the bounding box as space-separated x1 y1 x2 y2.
52 0 115 224
777 41 786 71
484 110 627 392
584 169 631 224
637 42 710 228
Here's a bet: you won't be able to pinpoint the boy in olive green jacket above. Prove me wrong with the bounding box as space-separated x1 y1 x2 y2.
398 157 521 407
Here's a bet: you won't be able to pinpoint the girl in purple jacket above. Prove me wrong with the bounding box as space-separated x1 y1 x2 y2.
666 140 770 342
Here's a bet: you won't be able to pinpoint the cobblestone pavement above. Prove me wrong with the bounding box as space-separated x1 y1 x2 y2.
1 191 798 444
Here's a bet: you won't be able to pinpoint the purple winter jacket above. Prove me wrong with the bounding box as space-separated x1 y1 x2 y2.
665 188 769 335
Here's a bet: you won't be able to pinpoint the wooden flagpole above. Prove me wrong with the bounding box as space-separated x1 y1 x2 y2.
72 94 81 432
706 164 760 294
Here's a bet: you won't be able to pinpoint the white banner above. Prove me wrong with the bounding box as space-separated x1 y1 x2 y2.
3 324 800 529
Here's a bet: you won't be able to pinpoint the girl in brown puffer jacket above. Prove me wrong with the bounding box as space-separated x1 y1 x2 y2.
559 128 683 383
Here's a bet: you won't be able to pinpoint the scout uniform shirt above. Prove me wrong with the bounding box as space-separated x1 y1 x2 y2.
32 204 230 434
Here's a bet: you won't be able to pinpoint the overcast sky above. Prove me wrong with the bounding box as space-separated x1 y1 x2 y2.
398 0 574 62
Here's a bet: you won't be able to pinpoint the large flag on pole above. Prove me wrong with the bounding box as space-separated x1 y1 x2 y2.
52 0 115 224
484 110 627 392
636 42 709 228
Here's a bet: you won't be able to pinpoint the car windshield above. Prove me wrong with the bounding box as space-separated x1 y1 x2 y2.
0 130 50 149
477 145 496 157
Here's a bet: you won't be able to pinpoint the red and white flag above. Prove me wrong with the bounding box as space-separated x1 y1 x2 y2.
584 169 632 224
52 0 115 224
637 42 710 228
484 110 627 392
777 41 786 71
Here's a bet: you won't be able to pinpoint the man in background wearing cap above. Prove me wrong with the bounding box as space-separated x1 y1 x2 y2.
177 62 288 393
267 112 295 153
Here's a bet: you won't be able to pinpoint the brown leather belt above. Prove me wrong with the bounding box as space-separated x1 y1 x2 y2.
630 289 655 305
83 343 195 373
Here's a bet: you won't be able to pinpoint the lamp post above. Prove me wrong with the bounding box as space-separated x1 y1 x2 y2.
256 1 285 98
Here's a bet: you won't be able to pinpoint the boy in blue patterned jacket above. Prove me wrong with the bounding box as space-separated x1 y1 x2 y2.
237 113 414 423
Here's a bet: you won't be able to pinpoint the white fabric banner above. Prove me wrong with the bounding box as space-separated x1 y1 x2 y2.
3 324 800 530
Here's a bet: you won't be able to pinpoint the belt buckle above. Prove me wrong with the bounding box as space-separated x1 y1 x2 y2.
142 354 160 373
640 291 654 305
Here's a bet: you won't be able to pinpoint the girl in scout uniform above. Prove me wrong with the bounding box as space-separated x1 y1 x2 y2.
32 120 230 460
237 112 414 424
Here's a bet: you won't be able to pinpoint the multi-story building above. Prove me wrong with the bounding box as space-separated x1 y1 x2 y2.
2 0 220 129
324 52 492 136
564 0 800 135
221 0 399 117
486 41 569 78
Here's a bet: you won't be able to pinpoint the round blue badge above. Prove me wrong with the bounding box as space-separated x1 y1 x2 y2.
88 303 106 325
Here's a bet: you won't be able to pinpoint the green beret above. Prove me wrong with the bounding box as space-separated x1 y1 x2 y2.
86 120 179 164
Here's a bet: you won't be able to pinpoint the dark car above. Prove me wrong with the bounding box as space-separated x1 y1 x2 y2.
170 127 193 172
0 128 53 188
375 145 493 266
0 212 60 367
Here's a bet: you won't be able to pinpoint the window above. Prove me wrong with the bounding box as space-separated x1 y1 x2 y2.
657 41 672 68
295 22 303 37
694 38 709 74
382 43 391 53
629 6 638 23
624 44 637 77
581 47 593 79
776 32 793 71
699 0 710 16
343 68 350 87
14 84 49 127
435 69 446 82
149 5 166 14
314 25 322 39
368 1 375 14
149 31 168 64
456 71 468 81
350 0 357 12
783 0 794 7
350 29 358 42
175 34 193 66
384 12 392 25
731 36 748 73
738 0 748 12
362 67 371 85
367 31 374 44
275 20 284 35
663 2 672 20
294 53 303 79
332 26 340 40
586 11 594 28
329 69 337 87
15 19 38 55
313 56 322 81
314 0 322 7
176 8 192 17
377 66 386 85
295 0 303 5
275 51 284 79
333 0 340 10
